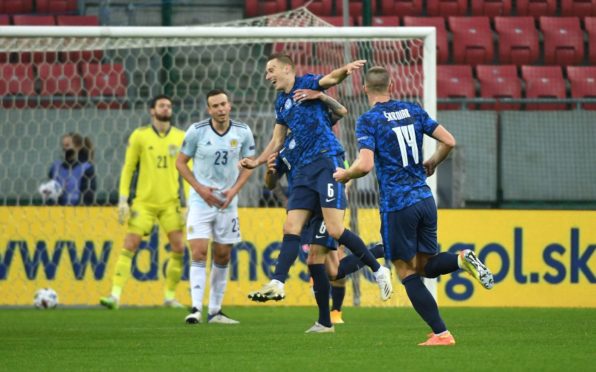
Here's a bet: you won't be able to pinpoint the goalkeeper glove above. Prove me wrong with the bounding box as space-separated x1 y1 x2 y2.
117 196 130 225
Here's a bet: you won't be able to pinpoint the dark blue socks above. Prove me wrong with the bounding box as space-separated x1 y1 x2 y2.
271 234 301 283
331 286 345 311
402 274 447 334
335 243 385 280
309 264 331 327
424 252 459 278
337 229 381 272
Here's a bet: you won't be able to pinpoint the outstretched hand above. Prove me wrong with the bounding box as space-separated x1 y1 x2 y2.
346 60 366 75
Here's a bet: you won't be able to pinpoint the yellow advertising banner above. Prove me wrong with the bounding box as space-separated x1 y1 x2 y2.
0 207 594 307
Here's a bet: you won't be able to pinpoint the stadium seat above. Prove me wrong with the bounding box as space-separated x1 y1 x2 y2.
38 63 83 108
0 16 9 63
476 65 522 110
437 65 475 110
586 18 596 64
540 17 584 66
471 0 512 16
319 16 355 26
403 17 449 64
0 63 36 108
449 17 494 65
388 64 423 100
245 0 286 17
494 17 540 65
380 0 423 16
356 16 400 26
81 63 128 108
36 0 78 14
1 0 33 14
427 0 468 16
272 42 314 65
515 0 556 18
566 66 596 110
336 0 377 18
12 15 58 64
56 16 103 62
561 0 596 17
521 65 567 110
290 0 333 16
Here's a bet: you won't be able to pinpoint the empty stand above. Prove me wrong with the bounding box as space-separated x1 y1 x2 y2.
0 64 36 108
437 65 475 109
245 0 286 18
561 0 596 17
403 16 449 64
449 17 494 65
521 66 567 110
38 63 83 108
380 0 423 16
476 65 521 110
36 0 78 14
471 0 512 16
0 16 8 63
291 0 333 16
427 0 467 16
388 64 423 100
494 16 540 65
12 15 58 64
540 17 584 65
336 0 377 17
586 17 596 64
357 16 400 26
272 42 314 65
319 16 355 26
56 16 103 62
566 66 596 110
515 0 557 18
1 0 33 14
81 63 128 108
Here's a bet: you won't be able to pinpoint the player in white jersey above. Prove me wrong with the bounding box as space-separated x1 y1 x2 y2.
176 89 256 324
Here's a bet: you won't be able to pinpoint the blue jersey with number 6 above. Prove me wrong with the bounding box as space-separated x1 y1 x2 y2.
355 100 438 213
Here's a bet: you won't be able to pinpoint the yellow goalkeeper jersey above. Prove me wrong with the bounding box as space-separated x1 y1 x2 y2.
119 124 186 207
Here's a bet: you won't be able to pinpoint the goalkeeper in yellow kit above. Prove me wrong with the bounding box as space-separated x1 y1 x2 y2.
100 95 187 309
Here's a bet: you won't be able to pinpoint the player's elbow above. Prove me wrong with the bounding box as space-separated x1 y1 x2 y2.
337 106 348 118
444 135 456 149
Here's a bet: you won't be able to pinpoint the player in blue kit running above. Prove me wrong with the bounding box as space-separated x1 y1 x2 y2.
334 66 494 345
241 54 393 333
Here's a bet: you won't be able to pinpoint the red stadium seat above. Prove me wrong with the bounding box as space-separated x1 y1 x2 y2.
566 66 596 110
290 0 333 16
0 63 36 108
380 0 423 16
515 0 556 19
272 42 314 65
357 16 400 26
586 17 596 64
0 16 9 63
1 0 33 14
494 17 539 65
245 0 286 17
540 17 584 66
521 65 567 110
403 17 449 64
336 0 377 17
319 16 355 26
81 63 128 108
437 65 475 110
561 0 596 17
449 17 494 65
476 65 521 110
471 0 512 16
56 16 103 62
427 0 467 16
38 63 83 108
36 0 78 14
12 15 58 63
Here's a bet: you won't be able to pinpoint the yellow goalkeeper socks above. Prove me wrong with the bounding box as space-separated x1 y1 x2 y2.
111 249 134 299
164 251 184 301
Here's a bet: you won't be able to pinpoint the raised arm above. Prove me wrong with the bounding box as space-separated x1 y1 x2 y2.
293 89 348 120
318 60 366 89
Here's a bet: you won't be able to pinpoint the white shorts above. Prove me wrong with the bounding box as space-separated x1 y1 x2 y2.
186 206 241 244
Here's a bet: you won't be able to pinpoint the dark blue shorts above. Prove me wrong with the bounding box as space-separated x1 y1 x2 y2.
301 214 337 250
287 156 347 211
381 197 438 262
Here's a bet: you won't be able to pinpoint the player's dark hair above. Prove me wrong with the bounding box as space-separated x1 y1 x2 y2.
267 53 295 70
206 89 230 106
149 94 172 109
365 66 390 93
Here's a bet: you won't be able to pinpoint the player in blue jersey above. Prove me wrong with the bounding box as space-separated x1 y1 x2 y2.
176 89 255 325
334 66 494 345
241 54 393 333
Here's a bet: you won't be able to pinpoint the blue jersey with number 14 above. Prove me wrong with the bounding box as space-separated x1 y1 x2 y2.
356 100 438 213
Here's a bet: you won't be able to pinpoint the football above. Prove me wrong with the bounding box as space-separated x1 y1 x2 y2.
38 180 63 202
34 288 59 309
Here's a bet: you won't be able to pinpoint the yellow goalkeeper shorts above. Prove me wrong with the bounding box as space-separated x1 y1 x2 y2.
128 202 184 236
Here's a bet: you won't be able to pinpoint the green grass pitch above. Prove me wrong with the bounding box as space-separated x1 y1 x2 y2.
1 307 594 371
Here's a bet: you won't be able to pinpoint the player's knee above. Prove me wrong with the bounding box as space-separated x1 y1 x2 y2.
282 221 302 235
123 234 142 251
325 224 344 240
